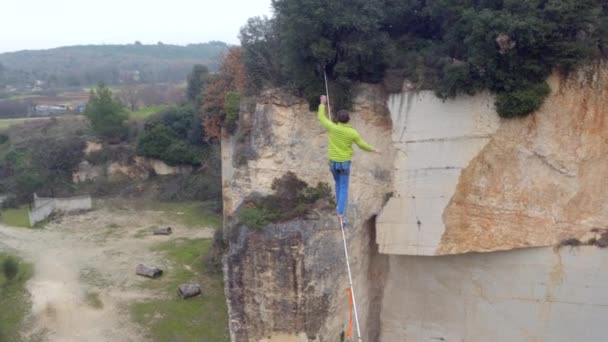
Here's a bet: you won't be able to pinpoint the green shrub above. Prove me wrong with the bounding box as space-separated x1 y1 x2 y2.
495 82 551 118
84 83 129 141
242 0 607 118
223 92 240 134
162 143 200 166
137 125 176 160
237 172 333 229
2 258 18 281
85 149 111 165
0 133 8 144
137 105 204 166
1 195 19 209
238 207 279 229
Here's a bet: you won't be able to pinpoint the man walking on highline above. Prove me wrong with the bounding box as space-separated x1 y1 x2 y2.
317 95 379 223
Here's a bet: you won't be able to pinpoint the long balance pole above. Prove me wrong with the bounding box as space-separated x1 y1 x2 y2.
324 69 333 121
340 217 363 342
325 66 363 342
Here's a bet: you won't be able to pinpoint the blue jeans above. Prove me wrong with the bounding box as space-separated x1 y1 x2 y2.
329 161 351 216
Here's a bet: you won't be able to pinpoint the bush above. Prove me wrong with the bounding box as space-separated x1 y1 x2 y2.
137 125 176 160
242 0 608 118
2 258 18 282
84 83 128 141
162 143 200 166
85 145 135 165
223 92 240 134
138 105 204 166
495 82 551 118
0 133 8 145
238 207 279 229
157 172 221 202
1 195 19 209
85 149 111 165
237 172 333 229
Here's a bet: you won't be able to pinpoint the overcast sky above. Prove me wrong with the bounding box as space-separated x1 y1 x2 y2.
1 0 273 53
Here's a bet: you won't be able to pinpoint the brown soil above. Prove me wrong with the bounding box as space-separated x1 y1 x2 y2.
0 206 214 342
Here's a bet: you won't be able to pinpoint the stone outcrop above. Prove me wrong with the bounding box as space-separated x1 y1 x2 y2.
222 87 393 341
377 63 608 256
376 91 500 255
72 156 193 183
223 63 608 342
441 64 608 254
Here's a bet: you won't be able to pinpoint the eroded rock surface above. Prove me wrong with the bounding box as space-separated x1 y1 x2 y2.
441 64 608 254
222 86 392 341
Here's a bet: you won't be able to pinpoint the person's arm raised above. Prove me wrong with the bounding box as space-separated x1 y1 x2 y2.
317 95 335 131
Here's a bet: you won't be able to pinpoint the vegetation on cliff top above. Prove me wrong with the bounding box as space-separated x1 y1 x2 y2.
238 172 333 229
239 0 608 117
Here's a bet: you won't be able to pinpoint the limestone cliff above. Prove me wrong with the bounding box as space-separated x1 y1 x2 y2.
441 64 608 254
222 63 608 342
377 63 608 256
222 87 392 341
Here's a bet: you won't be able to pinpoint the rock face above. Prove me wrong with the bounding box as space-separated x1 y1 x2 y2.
379 246 608 342
441 65 608 254
72 156 193 183
376 91 500 255
222 87 393 341
377 63 608 256
223 63 608 342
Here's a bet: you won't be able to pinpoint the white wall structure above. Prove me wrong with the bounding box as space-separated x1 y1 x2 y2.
29 194 92 226
376 91 500 255
376 65 608 341
380 246 608 342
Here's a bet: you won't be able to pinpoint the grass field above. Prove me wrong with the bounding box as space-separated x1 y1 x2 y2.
0 117 49 129
0 206 31 228
0 254 34 342
99 199 221 229
130 239 229 341
129 105 169 120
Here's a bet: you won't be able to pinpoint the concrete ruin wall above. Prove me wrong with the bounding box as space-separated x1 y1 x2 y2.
377 91 500 255
29 194 92 225
379 246 608 342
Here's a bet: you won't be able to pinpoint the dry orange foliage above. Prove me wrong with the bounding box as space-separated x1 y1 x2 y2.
201 47 248 139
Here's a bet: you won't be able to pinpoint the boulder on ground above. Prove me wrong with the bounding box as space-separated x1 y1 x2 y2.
153 227 173 235
136 264 163 278
178 284 201 299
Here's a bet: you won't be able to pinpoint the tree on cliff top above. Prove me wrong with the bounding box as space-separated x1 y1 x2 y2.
85 83 128 141
241 0 608 117
186 64 209 104
200 47 247 139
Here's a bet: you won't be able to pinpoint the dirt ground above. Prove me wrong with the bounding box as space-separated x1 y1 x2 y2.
0 205 214 342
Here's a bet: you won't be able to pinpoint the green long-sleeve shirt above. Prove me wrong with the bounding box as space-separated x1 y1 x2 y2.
317 104 375 162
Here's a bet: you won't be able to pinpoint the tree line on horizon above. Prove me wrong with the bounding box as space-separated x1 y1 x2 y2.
0 42 229 90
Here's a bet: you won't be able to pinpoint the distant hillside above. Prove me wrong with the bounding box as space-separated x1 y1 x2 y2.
0 41 229 88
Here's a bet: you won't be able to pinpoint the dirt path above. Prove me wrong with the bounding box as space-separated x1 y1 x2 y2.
0 207 214 342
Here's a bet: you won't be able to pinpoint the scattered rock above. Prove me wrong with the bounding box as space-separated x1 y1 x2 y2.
558 238 582 248
178 284 201 299
558 228 608 249
135 264 163 278
153 227 173 235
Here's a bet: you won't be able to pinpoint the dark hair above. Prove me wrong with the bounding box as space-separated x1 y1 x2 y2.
337 110 350 123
